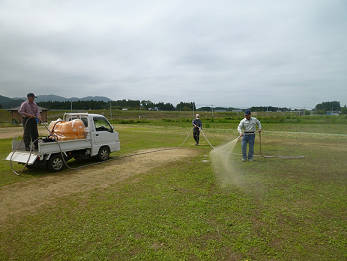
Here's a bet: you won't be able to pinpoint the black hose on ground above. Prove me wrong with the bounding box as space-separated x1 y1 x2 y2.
201 129 305 159
10 118 39 176
10 119 195 175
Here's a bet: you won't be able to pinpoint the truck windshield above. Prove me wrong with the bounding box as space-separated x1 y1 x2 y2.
69 117 88 127
93 117 112 132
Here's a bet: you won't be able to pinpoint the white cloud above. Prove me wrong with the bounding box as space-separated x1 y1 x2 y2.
0 0 346 108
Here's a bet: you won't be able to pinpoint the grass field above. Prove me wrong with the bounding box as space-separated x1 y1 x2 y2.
0 116 346 260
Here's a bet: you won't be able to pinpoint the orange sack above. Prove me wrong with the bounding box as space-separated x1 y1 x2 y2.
49 119 87 141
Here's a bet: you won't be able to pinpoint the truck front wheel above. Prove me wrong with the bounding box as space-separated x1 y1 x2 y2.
98 146 110 161
48 154 65 172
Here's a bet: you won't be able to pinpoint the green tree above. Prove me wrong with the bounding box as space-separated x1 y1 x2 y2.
155 102 175 111
341 105 347 115
250 106 289 112
182 106 192 111
199 106 212 111
176 102 195 111
303 109 311 116
315 101 340 112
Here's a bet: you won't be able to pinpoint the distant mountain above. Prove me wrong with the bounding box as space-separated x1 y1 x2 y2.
0 94 112 109
36 95 69 102
0 95 24 109
78 96 112 102
12 94 112 103
69 97 80 102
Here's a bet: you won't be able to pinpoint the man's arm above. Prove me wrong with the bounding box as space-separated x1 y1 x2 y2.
197 119 202 130
34 104 42 120
256 119 262 132
18 102 26 116
237 120 243 136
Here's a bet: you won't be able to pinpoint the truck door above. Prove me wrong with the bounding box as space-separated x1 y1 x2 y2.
92 116 117 154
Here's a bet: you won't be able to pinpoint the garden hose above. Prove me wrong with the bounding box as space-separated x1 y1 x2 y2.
9 118 39 176
10 120 304 176
10 118 195 175
201 129 305 159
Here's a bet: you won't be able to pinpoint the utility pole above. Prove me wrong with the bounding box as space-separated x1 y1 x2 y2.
211 105 214 117
193 102 195 117
110 102 112 120
71 101 72 113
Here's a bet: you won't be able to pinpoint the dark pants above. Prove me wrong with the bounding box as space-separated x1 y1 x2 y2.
22 117 39 148
193 127 200 145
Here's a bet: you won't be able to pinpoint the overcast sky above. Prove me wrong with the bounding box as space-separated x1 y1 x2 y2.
0 0 346 109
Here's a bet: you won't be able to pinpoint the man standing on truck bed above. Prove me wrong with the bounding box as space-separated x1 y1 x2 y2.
192 114 202 146
19 93 41 151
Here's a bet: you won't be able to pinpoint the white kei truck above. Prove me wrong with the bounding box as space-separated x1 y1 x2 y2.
6 113 120 172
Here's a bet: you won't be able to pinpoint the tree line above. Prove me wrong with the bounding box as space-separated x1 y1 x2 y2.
36 100 197 111
314 101 346 114
2 96 346 114
26 99 347 115
250 106 291 112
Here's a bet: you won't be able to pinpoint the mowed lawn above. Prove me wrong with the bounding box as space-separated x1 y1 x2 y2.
0 121 346 260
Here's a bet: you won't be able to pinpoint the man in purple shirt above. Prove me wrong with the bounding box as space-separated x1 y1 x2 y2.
18 93 42 151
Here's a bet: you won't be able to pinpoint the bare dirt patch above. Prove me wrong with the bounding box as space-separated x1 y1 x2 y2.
0 148 197 224
0 126 49 139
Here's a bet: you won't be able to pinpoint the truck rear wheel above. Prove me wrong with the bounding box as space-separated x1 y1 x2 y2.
98 146 110 161
48 154 65 172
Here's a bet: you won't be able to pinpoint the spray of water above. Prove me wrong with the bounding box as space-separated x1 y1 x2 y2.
209 138 246 188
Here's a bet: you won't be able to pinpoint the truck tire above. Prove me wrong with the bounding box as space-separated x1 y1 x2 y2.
98 146 110 161
48 154 65 172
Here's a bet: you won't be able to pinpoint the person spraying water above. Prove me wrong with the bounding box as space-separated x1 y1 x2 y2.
237 109 262 162
192 114 202 146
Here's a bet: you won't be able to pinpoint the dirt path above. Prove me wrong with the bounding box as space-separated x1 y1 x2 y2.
0 126 49 139
0 148 197 224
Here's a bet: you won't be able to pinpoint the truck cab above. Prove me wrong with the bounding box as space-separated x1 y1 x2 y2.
65 113 120 157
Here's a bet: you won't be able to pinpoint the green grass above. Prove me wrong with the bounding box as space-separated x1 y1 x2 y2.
0 125 195 186
2 108 347 124
1 120 347 260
